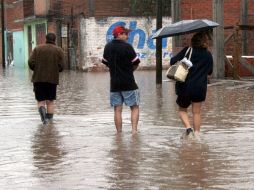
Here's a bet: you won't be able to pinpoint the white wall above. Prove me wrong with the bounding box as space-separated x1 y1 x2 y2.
80 17 172 69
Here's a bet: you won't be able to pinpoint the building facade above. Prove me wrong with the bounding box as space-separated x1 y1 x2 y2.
1 0 254 76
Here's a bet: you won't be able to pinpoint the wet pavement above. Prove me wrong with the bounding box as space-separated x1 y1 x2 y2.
0 67 254 190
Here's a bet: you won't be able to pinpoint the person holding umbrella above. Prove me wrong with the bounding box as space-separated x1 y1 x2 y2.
170 32 213 137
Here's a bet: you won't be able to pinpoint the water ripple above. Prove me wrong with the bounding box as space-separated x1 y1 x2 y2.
0 68 254 189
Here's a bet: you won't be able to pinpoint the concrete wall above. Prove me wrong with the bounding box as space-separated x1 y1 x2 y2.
80 17 172 70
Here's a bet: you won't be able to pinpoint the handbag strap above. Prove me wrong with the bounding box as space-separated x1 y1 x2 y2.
184 47 193 60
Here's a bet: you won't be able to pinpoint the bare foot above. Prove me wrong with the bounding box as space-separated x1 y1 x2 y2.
116 130 122 134
194 131 201 141
132 130 138 135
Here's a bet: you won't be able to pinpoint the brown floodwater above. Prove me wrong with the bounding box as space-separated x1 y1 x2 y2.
0 67 254 190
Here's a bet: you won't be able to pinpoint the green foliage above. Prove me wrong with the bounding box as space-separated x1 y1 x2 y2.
129 0 171 16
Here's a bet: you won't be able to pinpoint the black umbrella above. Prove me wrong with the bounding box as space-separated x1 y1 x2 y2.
152 19 219 39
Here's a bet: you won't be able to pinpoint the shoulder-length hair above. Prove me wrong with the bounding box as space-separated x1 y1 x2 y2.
191 32 209 48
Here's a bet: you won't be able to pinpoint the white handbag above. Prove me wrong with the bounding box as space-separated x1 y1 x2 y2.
166 47 193 82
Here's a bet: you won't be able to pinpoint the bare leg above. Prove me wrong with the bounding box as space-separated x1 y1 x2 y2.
46 100 55 114
114 105 123 133
192 102 202 134
178 106 191 129
130 105 139 134
46 100 55 121
37 101 46 108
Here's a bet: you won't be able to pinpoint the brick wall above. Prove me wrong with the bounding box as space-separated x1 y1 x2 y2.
1 0 253 74
180 0 244 51
246 0 254 56
23 0 34 18
47 0 130 22
180 0 244 28
181 0 213 20
49 0 84 18
180 0 254 77
6 0 24 31
93 0 130 17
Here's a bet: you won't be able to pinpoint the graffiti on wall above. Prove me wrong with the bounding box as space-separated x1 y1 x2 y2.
106 21 173 62
80 17 172 68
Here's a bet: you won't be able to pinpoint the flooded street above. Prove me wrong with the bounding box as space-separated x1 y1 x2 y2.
0 67 254 190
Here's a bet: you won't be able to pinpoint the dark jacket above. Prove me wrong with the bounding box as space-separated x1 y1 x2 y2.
28 42 64 85
170 47 213 99
102 39 140 92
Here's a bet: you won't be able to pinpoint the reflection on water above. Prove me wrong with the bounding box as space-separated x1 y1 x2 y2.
177 141 210 189
108 134 143 190
0 67 254 189
32 124 66 175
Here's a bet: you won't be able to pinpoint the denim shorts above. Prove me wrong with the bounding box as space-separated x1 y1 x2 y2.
110 89 140 107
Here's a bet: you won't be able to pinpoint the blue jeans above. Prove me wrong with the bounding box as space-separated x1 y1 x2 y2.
110 89 140 107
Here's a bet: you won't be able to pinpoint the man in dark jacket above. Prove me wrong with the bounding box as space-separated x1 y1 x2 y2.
28 33 64 124
102 26 140 134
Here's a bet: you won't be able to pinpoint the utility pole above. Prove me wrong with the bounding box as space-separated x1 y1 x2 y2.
56 0 62 47
1 0 5 68
88 0 94 17
69 6 76 70
156 0 162 86
213 0 224 79
241 0 248 55
171 0 181 54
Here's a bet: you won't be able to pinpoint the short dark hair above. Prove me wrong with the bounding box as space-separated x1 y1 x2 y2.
46 33 56 43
